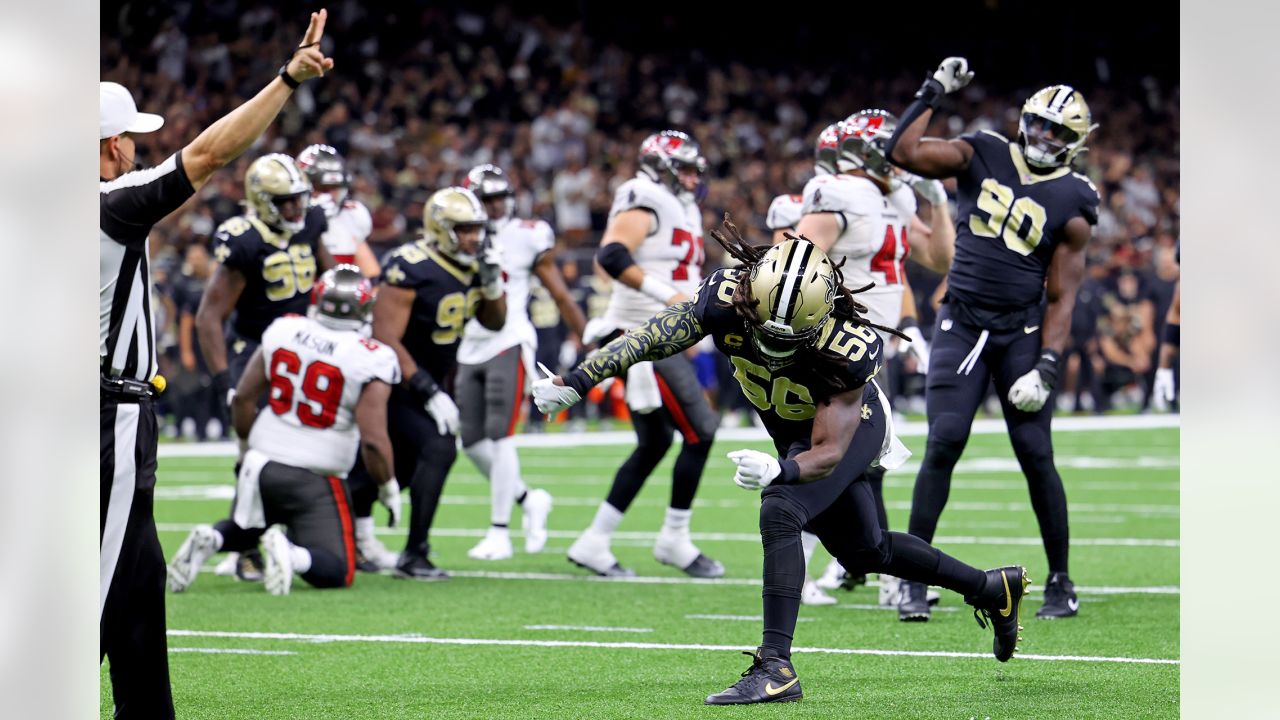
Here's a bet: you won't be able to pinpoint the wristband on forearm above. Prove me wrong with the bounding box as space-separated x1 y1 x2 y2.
1034 348 1063 390
562 367 596 397
898 316 918 331
1162 322 1180 347
639 275 679 305
213 369 232 397
406 369 439 402
777 458 801 485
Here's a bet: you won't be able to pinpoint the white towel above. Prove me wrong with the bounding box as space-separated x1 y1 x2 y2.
625 361 663 414
232 449 270 530
872 380 912 471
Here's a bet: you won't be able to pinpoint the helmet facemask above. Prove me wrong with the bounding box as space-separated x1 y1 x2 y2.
639 131 706 198
298 144 352 210
1018 85 1099 169
424 187 489 264
246 153 312 234
838 110 898 180
464 164 516 231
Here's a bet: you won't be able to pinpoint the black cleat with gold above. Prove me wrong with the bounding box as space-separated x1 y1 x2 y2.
705 651 802 705
966 565 1029 662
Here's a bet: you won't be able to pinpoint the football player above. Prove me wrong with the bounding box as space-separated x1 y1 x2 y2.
885 58 1101 619
567 130 723 578
1152 246 1180 410
455 163 587 560
168 266 402 595
794 111 956 611
534 223 1028 705
367 186 506 579
298 144 381 277
195 152 336 580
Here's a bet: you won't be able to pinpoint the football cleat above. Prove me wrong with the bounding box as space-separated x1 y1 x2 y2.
705 651 803 705
467 528 514 561
394 553 450 581
814 558 846 591
654 527 724 578
567 531 634 577
878 574 901 606
355 532 399 572
802 579 837 606
966 565 1029 662
1036 572 1080 619
167 524 220 593
898 581 932 622
522 488 553 554
262 526 293 596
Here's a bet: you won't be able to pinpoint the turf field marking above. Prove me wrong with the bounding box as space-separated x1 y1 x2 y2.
836 604 961 613
169 647 296 656
524 625 653 633
685 614 814 622
166 629 1178 665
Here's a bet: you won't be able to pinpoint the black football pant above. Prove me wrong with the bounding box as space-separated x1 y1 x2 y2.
605 354 718 514
757 394 987 658
908 304 1071 575
101 394 174 719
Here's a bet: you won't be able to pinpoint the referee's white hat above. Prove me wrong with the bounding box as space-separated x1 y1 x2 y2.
99 82 164 139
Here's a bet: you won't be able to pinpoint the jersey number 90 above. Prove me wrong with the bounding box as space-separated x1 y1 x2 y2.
969 178 1049 256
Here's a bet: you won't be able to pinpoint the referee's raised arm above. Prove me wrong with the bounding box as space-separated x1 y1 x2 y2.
99 10 336 720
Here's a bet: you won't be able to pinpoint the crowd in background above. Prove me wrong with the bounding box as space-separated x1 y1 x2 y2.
101 1 1180 439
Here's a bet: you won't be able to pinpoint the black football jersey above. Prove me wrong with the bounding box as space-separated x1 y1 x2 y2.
948 130 1100 317
212 206 328 342
380 240 483 385
692 268 883 453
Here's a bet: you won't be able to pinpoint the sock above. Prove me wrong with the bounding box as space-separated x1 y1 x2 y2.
490 437 522 527
355 516 375 542
210 527 225 550
662 506 692 534
588 502 624 536
290 545 312 574
801 531 819 570
489 524 510 536
464 439 495 476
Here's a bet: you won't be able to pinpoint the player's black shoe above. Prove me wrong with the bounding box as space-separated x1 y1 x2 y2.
898 580 932 622
1036 572 1079 619
840 571 868 591
394 553 449 581
966 565 1029 662
680 553 725 579
704 651 802 705
354 549 381 574
237 548 265 582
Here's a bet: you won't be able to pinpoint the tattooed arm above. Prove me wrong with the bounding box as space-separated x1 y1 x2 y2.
556 300 707 395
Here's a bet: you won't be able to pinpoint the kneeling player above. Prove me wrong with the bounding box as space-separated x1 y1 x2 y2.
168 266 402 595
535 222 1027 704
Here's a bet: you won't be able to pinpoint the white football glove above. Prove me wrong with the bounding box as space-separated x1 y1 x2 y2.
727 449 782 491
378 478 402 528
910 177 948 206
1152 368 1177 410
425 390 461 436
583 317 618 346
1008 369 1050 413
478 241 505 299
933 56 974 94
901 325 930 375
532 362 583 415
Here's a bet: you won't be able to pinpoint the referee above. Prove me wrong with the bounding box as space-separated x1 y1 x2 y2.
100 11 334 717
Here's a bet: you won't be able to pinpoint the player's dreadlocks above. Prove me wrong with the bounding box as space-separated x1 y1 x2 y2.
708 213 910 351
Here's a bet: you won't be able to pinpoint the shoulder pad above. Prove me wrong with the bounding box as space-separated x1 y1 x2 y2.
766 194 804 231
215 215 255 239
611 176 668 216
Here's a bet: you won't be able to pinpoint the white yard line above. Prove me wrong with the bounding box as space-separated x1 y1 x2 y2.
166 629 1177 666
169 647 296 656
158 415 1179 458
524 625 653 633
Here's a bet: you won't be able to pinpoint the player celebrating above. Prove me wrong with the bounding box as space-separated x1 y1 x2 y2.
534 223 1028 705
886 58 1101 620
298 143 381 276
196 152 335 580
565 130 722 579
168 266 402 595
369 186 506 579
456 164 587 560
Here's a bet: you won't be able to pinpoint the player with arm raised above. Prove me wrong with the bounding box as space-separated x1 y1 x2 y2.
886 58 1101 620
457 164 587 560
534 220 1027 704
566 131 723 579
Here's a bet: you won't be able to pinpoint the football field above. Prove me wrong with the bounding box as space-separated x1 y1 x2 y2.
103 417 1179 719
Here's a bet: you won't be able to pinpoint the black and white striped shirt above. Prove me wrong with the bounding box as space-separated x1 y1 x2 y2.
100 152 195 381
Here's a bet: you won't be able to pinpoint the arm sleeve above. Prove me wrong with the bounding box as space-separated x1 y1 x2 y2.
565 300 707 393
99 152 197 247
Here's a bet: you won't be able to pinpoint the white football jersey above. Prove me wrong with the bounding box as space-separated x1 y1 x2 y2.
314 196 373 265
766 193 804 231
458 217 556 364
248 314 400 477
801 174 916 327
603 175 704 328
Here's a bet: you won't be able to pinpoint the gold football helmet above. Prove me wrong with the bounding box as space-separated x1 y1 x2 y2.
245 153 311 233
746 238 837 369
1018 85 1099 168
423 186 488 262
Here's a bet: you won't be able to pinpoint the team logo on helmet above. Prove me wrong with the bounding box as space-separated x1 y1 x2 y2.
463 164 516 226
310 264 375 332
1018 85 1099 169
814 122 843 176
245 153 311 233
423 187 488 263
838 109 899 179
638 130 706 196
746 239 838 370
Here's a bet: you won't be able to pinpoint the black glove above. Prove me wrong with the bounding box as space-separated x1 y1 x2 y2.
213 370 233 406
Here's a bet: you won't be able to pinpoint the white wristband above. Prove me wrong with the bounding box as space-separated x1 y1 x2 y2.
481 280 504 300
639 275 679 305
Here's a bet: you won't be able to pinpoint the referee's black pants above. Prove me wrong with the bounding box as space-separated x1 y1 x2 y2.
101 394 174 719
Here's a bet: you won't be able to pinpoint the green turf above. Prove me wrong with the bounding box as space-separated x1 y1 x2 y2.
104 427 1179 718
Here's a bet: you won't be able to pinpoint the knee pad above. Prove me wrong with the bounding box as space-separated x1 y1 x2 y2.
1009 423 1054 465
759 495 806 539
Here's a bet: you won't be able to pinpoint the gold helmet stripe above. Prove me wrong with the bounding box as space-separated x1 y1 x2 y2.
774 240 814 323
